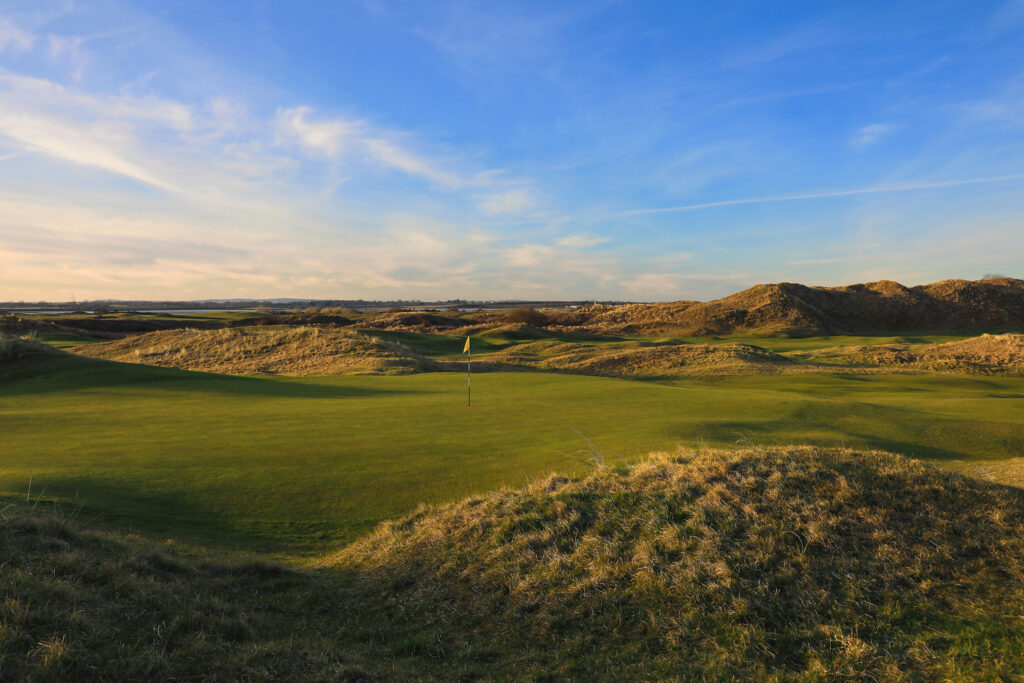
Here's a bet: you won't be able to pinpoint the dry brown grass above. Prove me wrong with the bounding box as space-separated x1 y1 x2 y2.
490 340 800 377
326 446 1024 679
359 310 474 332
1 314 80 339
72 326 441 375
0 336 61 366
4 447 1024 678
805 333 1024 374
551 278 1024 336
478 323 555 339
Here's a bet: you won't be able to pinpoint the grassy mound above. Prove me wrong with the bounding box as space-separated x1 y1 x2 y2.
3 447 1024 678
543 342 794 377
0 314 94 340
478 323 555 340
0 336 62 366
360 311 472 332
807 333 1024 373
567 277 1024 336
0 502 381 680
72 326 441 375
492 340 796 377
327 447 1024 678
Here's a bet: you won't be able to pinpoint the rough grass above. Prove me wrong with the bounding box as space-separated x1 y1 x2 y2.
477 322 555 340
556 278 1024 336
0 336 61 365
0 501 382 680
327 446 1024 679
491 339 800 377
5 447 1024 679
72 326 441 375
803 333 1024 374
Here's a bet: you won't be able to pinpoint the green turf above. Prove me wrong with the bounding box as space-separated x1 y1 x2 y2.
3 350 1024 557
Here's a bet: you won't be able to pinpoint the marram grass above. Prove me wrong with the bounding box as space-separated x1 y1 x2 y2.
4 446 1023 680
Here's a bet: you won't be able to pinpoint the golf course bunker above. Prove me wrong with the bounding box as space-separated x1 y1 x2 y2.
73 326 442 375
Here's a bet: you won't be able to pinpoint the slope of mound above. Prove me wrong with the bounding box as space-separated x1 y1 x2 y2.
72 327 440 375
807 333 1024 373
1 314 90 339
0 502 381 680
0 336 63 367
359 311 472 332
578 277 1024 335
327 447 1024 678
488 339 598 365
542 342 794 377
477 323 555 340
229 313 353 328
489 340 795 377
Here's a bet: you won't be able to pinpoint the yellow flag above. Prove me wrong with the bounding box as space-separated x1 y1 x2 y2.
463 336 471 353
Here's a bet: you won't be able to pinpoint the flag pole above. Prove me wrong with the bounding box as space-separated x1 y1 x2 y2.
467 341 472 407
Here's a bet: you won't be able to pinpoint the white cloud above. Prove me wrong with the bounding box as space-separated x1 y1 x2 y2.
276 106 469 188
47 33 86 79
555 233 609 248
852 122 897 148
619 173 1024 217
477 189 535 215
362 136 463 188
786 257 845 266
0 110 178 191
276 105 360 156
0 17 34 52
618 273 684 297
505 243 555 268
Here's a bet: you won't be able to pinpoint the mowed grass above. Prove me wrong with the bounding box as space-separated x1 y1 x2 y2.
3 351 1024 556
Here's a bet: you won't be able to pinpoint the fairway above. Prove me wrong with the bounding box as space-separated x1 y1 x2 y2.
3 353 1024 556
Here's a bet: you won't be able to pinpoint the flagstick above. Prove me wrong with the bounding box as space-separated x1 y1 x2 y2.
467 344 472 407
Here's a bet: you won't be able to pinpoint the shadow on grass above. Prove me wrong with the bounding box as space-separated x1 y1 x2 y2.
0 355 422 400
11 476 316 554
690 398 1024 461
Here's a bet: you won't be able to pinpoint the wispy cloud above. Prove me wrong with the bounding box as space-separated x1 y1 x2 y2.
476 189 536 215
276 105 486 189
556 233 609 248
619 173 1024 217
0 17 34 52
851 122 897 148
787 257 845 266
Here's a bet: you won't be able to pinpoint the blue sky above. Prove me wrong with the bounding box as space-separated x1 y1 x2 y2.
1 0 1023 301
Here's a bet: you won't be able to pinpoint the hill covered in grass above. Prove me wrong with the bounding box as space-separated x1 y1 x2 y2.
73 326 441 375
4 446 1023 679
563 277 1024 335
328 446 1024 678
492 339 801 377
